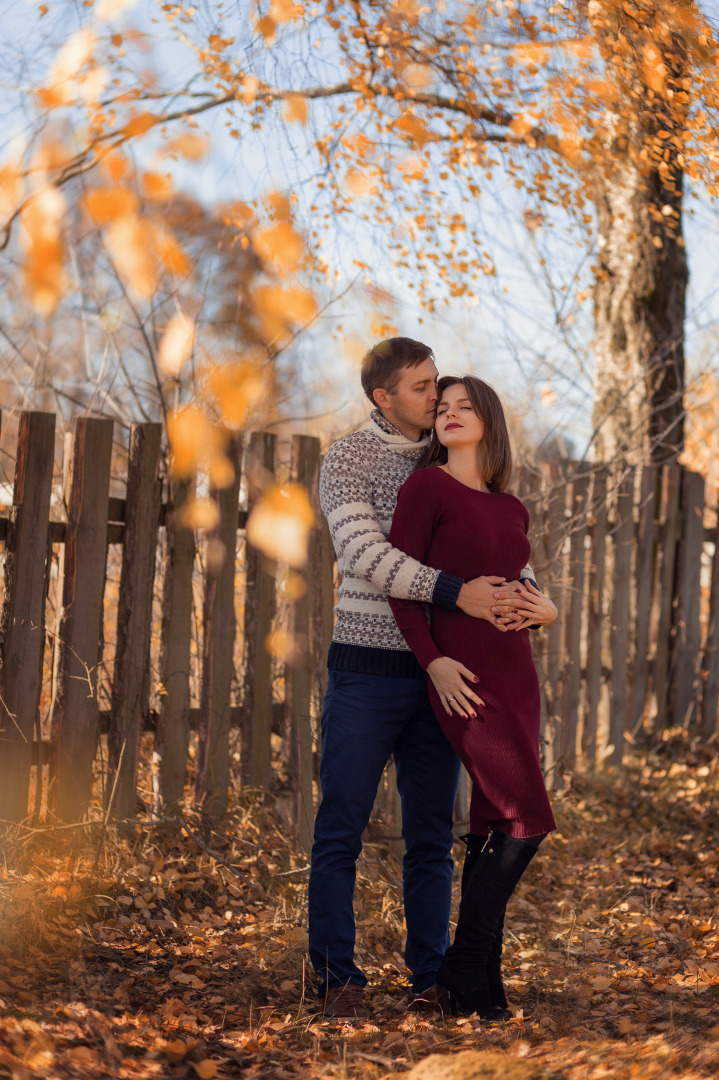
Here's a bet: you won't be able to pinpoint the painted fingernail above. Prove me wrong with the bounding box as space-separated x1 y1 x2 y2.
474 676 479 682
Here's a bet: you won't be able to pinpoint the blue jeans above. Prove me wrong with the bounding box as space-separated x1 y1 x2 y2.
308 670 460 995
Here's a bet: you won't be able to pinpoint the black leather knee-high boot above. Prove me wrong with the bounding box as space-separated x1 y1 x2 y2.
438 830 542 1017
459 834 508 1012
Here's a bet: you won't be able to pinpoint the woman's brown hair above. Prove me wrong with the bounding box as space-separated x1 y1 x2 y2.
415 375 513 492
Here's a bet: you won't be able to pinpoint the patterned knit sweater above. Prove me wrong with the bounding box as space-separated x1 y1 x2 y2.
320 409 534 678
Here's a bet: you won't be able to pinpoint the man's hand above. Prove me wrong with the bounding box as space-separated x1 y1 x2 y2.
456 575 512 629
426 657 486 718
491 580 558 631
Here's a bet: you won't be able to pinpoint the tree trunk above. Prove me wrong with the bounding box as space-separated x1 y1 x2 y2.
592 154 687 465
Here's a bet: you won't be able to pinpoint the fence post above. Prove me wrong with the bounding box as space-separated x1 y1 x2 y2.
700 518 719 739
607 468 635 767
195 434 242 818
543 463 567 789
671 469 705 730
558 470 588 774
50 417 113 821
286 434 320 853
155 477 196 812
652 466 682 736
242 432 277 790
630 465 658 736
0 411 56 822
582 467 607 769
106 423 162 819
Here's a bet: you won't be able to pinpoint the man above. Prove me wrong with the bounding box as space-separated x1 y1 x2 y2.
308 337 535 1018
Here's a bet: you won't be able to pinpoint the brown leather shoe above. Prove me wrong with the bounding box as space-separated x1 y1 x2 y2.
323 984 370 1019
407 983 452 1016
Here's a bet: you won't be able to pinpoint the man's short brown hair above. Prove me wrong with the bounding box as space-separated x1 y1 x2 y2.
360 337 435 405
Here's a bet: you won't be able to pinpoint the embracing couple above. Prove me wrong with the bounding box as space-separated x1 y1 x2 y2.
308 337 558 1020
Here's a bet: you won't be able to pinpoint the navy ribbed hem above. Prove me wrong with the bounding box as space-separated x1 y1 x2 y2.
432 571 464 611
327 642 425 679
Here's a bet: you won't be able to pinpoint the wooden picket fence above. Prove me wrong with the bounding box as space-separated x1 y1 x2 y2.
0 411 717 847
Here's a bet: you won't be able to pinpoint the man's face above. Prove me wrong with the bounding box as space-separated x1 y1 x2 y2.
381 357 439 437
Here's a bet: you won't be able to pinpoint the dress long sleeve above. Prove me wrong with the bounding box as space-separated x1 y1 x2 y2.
387 474 445 671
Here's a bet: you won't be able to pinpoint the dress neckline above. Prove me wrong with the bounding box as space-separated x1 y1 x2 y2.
434 465 494 494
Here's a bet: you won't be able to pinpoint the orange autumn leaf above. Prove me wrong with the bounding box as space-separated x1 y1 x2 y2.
269 0 298 22
20 186 66 316
82 187 138 225
253 284 317 341
156 227 191 278
141 172 174 200
123 112 159 138
400 63 433 90
208 362 265 425
167 406 214 478
0 163 21 221
282 94 308 125
395 112 435 148
158 313 195 376
105 214 157 298
253 222 304 273
97 148 130 183
246 482 315 567
167 132 210 160
96 0 139 19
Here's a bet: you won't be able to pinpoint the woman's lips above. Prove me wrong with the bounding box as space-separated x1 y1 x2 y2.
444 422 462 430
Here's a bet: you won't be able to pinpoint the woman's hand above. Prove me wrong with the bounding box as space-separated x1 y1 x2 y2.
426 656 486 718
491 580 557 631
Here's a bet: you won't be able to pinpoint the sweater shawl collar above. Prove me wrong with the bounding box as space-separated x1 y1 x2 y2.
369 408 431 451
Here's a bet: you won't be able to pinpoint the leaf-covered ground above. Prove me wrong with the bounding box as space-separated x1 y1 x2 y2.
1 736 718 1080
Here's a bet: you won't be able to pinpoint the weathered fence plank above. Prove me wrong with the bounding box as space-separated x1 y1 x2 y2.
671 469 705 730
582 467 607 769
286 435 320 852
0 411 56 821
607 469 635 767
630 466 658 736
195 435 243 818
652 466 682 735
700 521 719 738
50 417 114 821
558 471 589 773
107 423 162 819
544 464 567 788
155 478 196 811
241 432 277 790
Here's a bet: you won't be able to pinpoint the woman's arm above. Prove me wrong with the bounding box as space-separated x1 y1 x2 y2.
388 474 486 718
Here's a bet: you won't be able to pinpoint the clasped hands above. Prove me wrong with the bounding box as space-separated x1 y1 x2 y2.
457 575 557 632
426 576 557 719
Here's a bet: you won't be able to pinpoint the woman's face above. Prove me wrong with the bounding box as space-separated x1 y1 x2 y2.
435 383 485 448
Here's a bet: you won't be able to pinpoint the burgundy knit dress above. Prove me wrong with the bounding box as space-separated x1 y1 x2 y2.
388 467 556 839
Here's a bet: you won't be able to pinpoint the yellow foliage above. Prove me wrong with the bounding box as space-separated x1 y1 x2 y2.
282 94 308 125
246 483 315 567
83 187 138 225
253 222 304 273
167 132 209 161
123 112 159 138
158 313 195 377
96 0 139 19
141 172 174 200
105 214 157 299
20 186 66 316
167 406 215 479
208 362 265 425
253 284 317 342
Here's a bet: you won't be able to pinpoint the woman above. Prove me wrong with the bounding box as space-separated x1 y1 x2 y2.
388 375 558 1019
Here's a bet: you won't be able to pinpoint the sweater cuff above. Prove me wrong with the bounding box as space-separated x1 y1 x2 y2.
432 571 464 610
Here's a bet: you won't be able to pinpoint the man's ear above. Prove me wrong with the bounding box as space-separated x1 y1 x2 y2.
373 386 390 409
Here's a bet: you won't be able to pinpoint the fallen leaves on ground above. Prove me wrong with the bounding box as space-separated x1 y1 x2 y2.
0 733 717 1079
